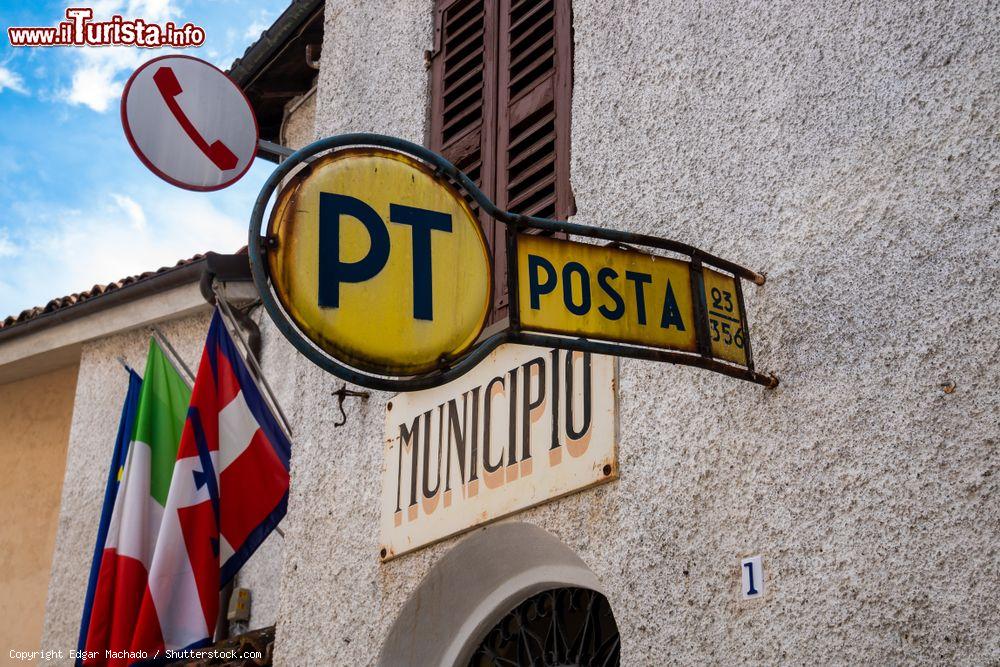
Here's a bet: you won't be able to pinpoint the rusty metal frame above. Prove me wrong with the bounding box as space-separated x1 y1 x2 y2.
248 133 778 392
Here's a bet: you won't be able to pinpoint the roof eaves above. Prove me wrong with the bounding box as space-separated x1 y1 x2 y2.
0 256 208 343
227 0 324 87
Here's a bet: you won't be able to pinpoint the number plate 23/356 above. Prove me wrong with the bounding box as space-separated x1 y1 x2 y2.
702 270 748 366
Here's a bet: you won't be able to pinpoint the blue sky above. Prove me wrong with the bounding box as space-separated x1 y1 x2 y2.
0 0 289 319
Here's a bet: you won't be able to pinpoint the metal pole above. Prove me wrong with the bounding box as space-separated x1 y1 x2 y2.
150 325 195 388
258 138 295 159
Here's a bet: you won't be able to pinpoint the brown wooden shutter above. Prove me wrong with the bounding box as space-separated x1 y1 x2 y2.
496 0 572 219
430 0 498 232
493 0 573 318
430 0 504 322
430 0 573 323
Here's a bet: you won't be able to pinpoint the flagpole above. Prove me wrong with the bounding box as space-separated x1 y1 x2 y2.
150 325 196 389
212 287 295 439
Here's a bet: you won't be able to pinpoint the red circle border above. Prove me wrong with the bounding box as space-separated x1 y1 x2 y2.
120 54 260 193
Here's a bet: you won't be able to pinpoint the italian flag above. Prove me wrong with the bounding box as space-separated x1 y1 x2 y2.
82 339 190 666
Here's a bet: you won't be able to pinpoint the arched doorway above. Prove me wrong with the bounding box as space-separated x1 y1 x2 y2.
468 586 620 666
377 523 621 666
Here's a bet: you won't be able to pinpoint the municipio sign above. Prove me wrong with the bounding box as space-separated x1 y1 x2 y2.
121 55 258 191
379 344 617 560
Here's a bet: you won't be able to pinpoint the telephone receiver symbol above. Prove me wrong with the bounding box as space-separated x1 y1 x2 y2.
152 66 239 172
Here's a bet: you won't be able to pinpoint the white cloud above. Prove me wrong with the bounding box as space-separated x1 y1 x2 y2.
49 193 244 284
64 47 144 112
111 193 147 229
60 0 181 112
0 66 28 95
128 0 176 23
0 190 247 316
244 22 268 40
0 230 18 257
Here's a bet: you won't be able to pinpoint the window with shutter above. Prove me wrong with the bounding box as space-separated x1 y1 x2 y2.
430 0 573 322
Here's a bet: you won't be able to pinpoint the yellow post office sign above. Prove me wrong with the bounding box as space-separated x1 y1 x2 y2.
516 234 749 367
251 135 773 389
265 148 492 375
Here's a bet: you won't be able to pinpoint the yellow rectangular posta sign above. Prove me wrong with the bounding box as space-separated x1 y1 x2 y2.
516 234 749 367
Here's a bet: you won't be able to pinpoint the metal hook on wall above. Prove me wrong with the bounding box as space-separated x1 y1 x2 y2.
333 384 370 427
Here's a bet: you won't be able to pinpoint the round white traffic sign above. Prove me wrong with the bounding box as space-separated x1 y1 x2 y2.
121 55 258 191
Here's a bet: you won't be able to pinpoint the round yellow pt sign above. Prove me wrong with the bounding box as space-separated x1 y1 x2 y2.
266 148 492 375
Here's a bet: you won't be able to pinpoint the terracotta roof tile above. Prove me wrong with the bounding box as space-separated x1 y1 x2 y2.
0 254 206 332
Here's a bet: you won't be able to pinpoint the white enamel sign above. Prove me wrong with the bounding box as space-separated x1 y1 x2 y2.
121 55 258 191
741 555 765 599
380 345 618 560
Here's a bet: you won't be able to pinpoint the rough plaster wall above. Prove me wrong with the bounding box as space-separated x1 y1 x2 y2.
265 313 395 666
269 0 1000 665
310 0 431 141
270 1 433 664
564 1 999 663
281 90 317 150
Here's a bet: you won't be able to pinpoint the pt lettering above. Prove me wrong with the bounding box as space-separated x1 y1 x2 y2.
318 193 452 320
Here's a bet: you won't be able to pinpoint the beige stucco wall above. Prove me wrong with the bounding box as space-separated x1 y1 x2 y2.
0 364 78 665
267 0 999 664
